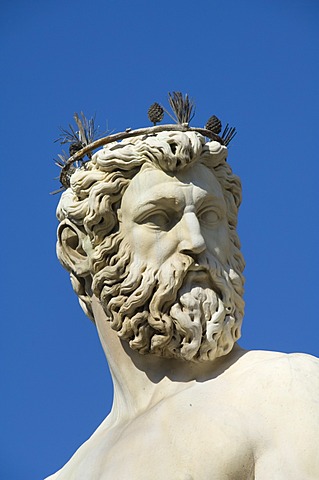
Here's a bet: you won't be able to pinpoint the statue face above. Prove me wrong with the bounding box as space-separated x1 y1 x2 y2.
57 132 245 361
120 162 232 270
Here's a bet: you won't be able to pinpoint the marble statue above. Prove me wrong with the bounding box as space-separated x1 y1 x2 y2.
47 129 319 479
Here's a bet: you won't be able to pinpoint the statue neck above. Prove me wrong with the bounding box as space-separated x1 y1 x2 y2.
91 295 245 426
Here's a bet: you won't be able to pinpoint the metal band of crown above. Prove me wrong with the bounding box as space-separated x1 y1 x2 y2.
58 123 225 190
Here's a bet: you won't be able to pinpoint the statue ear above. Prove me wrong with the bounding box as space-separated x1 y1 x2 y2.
57 222 91 276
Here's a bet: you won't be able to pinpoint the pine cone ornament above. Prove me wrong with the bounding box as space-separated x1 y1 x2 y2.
148 102 164 125
69 141 84 157
205 115 222 134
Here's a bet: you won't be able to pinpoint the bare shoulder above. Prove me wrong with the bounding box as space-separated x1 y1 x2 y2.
224 350 319 477
231 349 319 405
237 349 319 386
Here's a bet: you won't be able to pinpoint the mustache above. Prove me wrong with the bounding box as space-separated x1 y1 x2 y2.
183 253 228 290
186 252 227 272
149 251 230 321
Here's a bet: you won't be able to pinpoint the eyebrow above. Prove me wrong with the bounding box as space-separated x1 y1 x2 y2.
134 195 183 212
196 194 226 210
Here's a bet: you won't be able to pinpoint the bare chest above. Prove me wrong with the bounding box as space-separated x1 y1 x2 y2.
72 399 255 480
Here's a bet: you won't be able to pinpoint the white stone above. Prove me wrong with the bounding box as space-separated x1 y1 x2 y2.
47 131 319 479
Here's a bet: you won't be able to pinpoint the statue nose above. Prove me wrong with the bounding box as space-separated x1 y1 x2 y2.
178 212 206 255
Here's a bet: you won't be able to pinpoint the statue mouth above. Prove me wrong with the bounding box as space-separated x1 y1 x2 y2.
187 261 212 277
184 265 212 288
184 262 222 298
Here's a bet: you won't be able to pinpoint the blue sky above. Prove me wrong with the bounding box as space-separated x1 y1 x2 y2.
1 0 319 478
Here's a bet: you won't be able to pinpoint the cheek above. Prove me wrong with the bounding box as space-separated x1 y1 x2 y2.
204 224 231 262
127 225 179 264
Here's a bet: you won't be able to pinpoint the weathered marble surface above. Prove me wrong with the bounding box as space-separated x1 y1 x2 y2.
47 131 319 479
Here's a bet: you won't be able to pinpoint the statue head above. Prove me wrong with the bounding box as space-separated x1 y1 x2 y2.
56 130 245 362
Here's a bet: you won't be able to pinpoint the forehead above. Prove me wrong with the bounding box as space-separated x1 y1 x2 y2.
122 162 224 207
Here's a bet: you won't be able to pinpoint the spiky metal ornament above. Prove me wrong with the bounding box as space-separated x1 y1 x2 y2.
167 92 195 124
53 92 237 193
220 124 237 146
52 112 102 194
56 112 100 155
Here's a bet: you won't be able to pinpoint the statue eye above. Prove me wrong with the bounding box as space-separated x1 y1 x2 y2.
139 211 171 229
199 208 220 226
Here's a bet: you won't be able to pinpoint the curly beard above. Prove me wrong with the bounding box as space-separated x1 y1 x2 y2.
92 239 244 362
